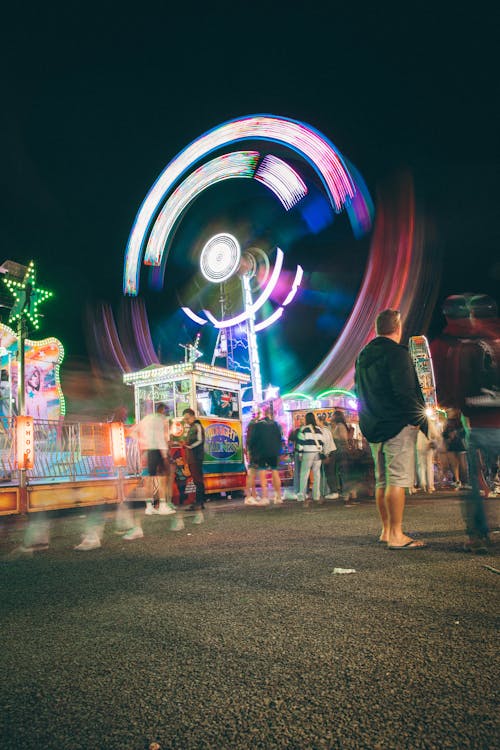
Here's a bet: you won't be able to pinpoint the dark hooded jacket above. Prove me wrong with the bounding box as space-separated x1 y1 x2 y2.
354 336 428 443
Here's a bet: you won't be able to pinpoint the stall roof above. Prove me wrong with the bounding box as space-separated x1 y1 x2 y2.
123 362 250 386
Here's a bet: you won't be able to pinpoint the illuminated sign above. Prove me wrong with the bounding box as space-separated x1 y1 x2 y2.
204 421 241 462
16 416 34 469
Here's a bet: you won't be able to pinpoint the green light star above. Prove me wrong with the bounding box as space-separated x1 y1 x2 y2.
4 260 53 330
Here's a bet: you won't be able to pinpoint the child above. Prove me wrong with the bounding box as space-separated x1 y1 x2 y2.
173 452 191 505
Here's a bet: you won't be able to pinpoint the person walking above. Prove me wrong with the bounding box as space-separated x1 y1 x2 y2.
182 408 206 524
296 412 324 504
430 293 500 553
354 309 428 549
119 403 176 542
246 407 284 504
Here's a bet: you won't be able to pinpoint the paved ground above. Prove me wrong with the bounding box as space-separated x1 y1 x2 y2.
0 493 499 750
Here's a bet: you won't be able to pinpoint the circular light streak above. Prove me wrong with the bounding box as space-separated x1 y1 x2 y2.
124 114 357 295
200 233 241 283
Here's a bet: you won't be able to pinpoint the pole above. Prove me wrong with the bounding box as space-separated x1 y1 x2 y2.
17 315 26 417
17 314 28 512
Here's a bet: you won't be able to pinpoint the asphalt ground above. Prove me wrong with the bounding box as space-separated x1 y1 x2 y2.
1 493 499 750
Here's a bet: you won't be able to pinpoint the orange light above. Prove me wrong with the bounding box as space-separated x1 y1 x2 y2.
110 422 127 467
16 416 34 469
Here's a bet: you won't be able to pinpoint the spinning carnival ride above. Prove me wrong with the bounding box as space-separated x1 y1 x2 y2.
123 114 374 406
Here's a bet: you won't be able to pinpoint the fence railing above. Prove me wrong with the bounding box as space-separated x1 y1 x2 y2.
0 418 141 484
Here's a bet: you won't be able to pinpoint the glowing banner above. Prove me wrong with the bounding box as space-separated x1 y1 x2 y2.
109 422 127 467
16 416 34 469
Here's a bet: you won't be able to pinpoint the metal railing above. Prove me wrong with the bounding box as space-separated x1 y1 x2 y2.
0 419 141 484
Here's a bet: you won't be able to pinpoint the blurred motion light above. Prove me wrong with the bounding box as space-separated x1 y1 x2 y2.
255 155 307 210
124 114 356 295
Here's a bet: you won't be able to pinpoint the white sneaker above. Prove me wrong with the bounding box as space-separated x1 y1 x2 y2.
324 492 340 500
74 535 101 551
170 516 185 531
257 497 270 506
158 502 176 515
273 495 284 504
284 491 298 500
245 496 259 505
145 502 155 515
296 494 305 502
123 526 144 541
192 511 204 524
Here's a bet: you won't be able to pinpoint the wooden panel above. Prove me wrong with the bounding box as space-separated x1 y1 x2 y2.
0 488 20 515
28 480 120 511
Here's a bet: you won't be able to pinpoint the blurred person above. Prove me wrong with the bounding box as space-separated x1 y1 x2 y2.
286 413 305 500
430 293 500 553
173 451 190 506
331 410 356 505
355 309 428 549
182 408 206 523
123 403 175 542
296 412 324 504
244 408 262 505
246 406 283 505
415 418 439 493
317 414 339 500
442 409 467 489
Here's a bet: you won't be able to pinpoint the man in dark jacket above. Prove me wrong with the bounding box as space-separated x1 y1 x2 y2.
247 407 283 504
182 408 205 523
355 309 428 549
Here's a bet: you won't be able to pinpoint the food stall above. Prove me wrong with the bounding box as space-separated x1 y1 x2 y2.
123 362 250 496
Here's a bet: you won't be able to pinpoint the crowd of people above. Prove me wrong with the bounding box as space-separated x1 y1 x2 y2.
12 300 498 558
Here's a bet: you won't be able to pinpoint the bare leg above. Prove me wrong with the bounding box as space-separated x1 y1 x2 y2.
259 469 268 499
385 485 425 547
246 467 256 497
376 486 389 542
271 469 282 498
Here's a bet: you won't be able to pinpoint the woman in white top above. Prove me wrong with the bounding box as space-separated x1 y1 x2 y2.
297 412 324 502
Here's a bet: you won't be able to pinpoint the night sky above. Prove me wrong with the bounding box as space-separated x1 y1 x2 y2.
2 4 498 389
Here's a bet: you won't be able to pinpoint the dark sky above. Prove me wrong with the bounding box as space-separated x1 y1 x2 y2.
1 3 498 371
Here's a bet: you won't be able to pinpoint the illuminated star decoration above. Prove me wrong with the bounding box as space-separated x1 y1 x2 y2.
4 260 54 330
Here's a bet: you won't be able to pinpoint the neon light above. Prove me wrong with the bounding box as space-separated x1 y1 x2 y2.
282 392 311 400
202 248 284 329
315 388 357 400
4 260 54 330
200 233 241 283
254 307 284 331
124 114 356 295
282 265 303 306
181 307 207 326
255 155 307 210
144 151 259 268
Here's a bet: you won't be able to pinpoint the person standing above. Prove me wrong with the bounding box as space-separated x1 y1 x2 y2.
331 410 355 504
182 408 206 524
244 409 262 505
317 414 339 500
442 410 467 489
296 412 324 504
246 407 284 504
286 414 305 500
354 309 428 549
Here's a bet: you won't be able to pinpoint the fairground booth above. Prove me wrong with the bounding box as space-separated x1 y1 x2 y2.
123 361 249 496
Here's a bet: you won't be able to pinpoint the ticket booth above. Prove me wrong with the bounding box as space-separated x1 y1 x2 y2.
124 362 250 495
